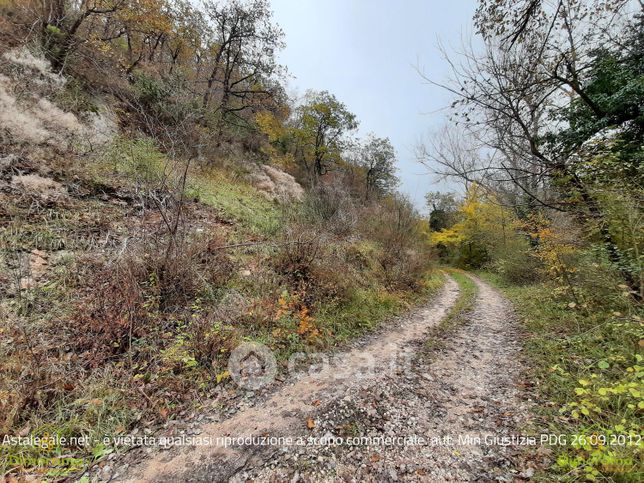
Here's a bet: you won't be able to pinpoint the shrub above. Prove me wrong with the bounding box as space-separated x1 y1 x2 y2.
54 78 98 114
450 241 489 269
307 246 358 303
493 252 543 284
71 235 233 367
273 221 324 288
103 136 167 187
491 237 544 285
361 196 433 289
133 73 201 126
300 181 358 237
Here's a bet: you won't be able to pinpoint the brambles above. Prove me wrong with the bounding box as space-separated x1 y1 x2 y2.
71 235 234 366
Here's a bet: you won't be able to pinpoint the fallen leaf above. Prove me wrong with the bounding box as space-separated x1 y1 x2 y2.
311 399 321 406
306 418 315 429
370 454 381 463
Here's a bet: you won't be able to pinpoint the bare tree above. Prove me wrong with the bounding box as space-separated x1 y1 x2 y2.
418 0 635 205
418 0 641 287
200 0 284 132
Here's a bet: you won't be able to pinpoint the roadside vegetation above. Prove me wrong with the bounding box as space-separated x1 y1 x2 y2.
481 272 642 481
0 0 437 478
421 1 643 480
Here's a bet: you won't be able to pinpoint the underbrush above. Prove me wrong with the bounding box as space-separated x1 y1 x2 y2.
481 273 643 482
1 134 438 479
1 248 440 479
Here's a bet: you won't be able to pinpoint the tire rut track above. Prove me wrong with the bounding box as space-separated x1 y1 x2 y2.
118 276 461 482
236 276 531 482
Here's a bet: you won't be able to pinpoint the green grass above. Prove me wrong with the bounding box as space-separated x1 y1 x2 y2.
314 271 448 345
187 171 282 238
0 361 140 478
92 137 283 238
480 272 643 482
315 287 409 343
421 270 478 355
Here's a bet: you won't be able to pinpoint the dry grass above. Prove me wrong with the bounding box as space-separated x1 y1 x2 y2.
0 28 437 481
250 164 305 203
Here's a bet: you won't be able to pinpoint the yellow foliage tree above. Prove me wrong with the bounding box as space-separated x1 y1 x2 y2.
256 111 296 169
430 184 515 267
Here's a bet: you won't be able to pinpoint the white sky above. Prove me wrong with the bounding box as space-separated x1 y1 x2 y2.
270 0 479 210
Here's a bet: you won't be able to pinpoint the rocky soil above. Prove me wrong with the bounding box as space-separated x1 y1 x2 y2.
101 275 536 482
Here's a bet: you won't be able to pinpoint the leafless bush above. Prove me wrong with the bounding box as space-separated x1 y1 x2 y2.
71 234 233 367
361 197 433 289
273 222 324 285
301 180 358 237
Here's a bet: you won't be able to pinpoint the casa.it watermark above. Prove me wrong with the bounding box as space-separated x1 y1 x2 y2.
226 341 415 390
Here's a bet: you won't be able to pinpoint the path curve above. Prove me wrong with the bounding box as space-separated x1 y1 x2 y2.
119 276 461 482
232 275 531 481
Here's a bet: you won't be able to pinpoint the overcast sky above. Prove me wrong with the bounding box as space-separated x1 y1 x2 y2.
270 0 479 210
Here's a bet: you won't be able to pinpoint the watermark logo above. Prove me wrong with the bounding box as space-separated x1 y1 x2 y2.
225 340 417 390
227 342 277 390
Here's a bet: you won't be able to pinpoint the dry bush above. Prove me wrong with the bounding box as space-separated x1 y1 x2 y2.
0 328 59 432
301 180 358 237
273 217 359 306
307 252 357 302
273 222 324 286
71 234 233 367
276 183 432 300
1 232 238 434
360 197 433 289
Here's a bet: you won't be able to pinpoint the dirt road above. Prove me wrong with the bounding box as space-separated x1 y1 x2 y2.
114 275 531 482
